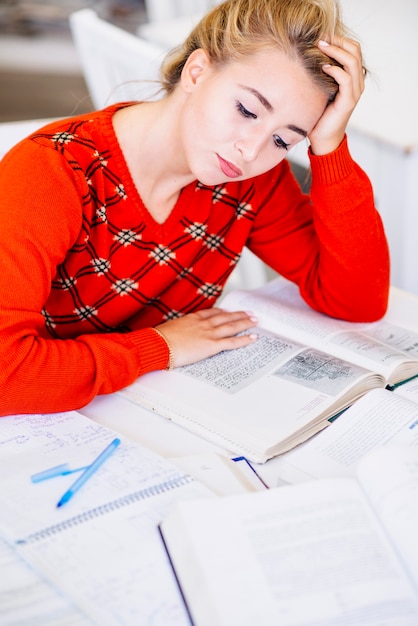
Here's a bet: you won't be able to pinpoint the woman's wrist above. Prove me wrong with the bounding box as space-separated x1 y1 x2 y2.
153 328 175 370
309 131 345 157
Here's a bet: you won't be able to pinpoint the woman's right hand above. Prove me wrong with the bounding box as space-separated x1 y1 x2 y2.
155 308 258 368
309 37 366 157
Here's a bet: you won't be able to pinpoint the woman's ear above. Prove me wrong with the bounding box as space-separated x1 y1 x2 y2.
181 49 212 92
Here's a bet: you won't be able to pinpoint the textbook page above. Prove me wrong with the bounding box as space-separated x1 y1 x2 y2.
120 326 382 462
394 376 418 403
160 476 418 626
261 388 418 486
221 277 418 385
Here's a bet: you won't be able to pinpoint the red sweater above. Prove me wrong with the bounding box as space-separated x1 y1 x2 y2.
0 104 389 415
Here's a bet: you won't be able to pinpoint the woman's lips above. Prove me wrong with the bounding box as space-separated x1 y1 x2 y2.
217 155 242 178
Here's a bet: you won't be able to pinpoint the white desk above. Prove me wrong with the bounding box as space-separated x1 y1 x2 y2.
139 1 418 295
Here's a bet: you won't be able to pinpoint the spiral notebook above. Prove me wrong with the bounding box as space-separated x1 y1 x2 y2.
0 410 211 626
0 533 93 626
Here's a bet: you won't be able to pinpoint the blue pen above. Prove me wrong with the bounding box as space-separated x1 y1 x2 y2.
31 463 89 483
56 437 121 508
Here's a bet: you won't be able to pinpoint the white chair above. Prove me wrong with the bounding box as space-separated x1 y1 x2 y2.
0 118 57 160
69 8 269 291
69 9 167 109
139 1 222 50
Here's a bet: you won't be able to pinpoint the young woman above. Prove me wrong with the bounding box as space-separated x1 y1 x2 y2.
0 0 389 416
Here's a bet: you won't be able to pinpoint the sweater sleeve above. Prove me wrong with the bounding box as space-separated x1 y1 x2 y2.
0 141 169 417
247 136 390 322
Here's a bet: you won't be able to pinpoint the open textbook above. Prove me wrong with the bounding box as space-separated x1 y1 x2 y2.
260 384 418 486
159 445 418 626
119 277 418 463
0 410 211 626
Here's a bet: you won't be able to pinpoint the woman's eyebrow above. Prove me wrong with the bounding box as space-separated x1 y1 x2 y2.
287 124 307 138
239 85 308 137
239 85 273 112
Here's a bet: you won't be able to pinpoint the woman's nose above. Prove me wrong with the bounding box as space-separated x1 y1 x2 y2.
235 131 266 162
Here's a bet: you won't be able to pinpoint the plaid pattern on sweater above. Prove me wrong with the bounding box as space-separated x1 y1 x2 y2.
32 115 261 338
0 103 389 414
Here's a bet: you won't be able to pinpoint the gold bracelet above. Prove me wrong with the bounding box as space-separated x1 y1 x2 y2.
153 328 174 371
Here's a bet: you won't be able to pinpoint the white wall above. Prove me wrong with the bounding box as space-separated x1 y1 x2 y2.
292 1 418 294
339 0 418 293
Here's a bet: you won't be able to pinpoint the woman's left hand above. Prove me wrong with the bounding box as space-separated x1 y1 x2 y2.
308 37 365 156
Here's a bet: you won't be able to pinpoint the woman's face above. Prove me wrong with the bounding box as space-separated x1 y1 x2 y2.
179 47 329 185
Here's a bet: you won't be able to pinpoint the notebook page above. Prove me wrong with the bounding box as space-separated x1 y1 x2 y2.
0 536 92 626
16 480 208 626
0 410 212 625
0 411 198 541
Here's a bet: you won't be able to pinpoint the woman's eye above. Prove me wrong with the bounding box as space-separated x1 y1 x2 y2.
236 102 257 119
273 134 290 151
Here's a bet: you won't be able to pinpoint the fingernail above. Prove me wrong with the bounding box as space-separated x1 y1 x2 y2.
318 40 329 46
245 311 258 322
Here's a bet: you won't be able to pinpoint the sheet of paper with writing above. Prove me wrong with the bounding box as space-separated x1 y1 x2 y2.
0 535 92 626
0 410 211 625
259 387 418 487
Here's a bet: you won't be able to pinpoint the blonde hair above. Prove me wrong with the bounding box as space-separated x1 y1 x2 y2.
160 0 355 102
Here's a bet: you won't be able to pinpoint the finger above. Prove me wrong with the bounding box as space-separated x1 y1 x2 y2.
193 307 255 320
213 316 258 338
321 36 363 67
329 36 363 56
321 64 362 111
192 314 257 342
192 307 227 319
318 39 365 94
213 330 259 353
195 308 258 328
157 315 259 367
